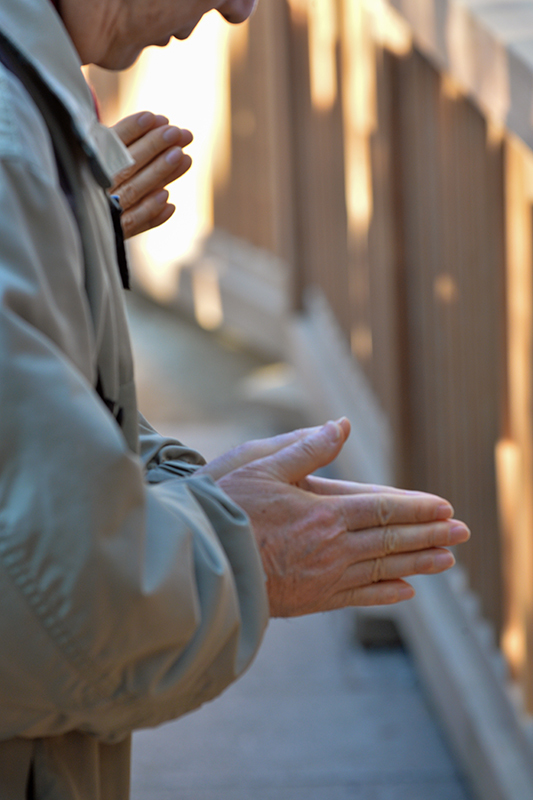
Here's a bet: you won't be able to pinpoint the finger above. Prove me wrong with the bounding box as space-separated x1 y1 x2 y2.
338 547 455 592
176 128 193 147
301 474 453 510
112 111 164 147
126 126 192 175
128 204 176 237
114 151 192 212
328 579 415 608
120 190 176 239
201 419 350 481
113 148 192 211
153 114 171 128
342 520 470 564
335 491 454 531
255 420 348 484
111 126 191 190
200 426 324 481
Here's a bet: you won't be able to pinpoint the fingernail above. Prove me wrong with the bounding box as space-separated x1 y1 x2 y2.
165 147 183 165
435 551 455 569
334 416 349 430
323 420 341 442
155 189 169 205
138 112 153 128
435 503 454 520
449 523 470 543
398 585 415 601
162 126 181 144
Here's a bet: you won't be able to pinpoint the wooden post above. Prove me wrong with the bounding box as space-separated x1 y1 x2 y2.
500 134 533 709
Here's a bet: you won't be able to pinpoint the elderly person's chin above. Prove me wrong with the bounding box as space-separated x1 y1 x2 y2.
93 42 152 71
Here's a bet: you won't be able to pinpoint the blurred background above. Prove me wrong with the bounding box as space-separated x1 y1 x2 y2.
88 0 533 796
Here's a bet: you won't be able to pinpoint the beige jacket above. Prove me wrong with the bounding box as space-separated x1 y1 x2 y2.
0 0 268 796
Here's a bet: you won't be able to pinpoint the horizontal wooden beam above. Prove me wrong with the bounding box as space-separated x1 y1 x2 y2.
389 0 533 150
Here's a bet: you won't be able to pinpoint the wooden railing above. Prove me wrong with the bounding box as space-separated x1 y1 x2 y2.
210 0 533 712
90 0 533 721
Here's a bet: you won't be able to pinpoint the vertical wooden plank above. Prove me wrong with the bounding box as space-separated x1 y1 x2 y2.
501 135 533 709
339 0 375 376
286 0 350 321
388 49 504 631
213 0 295 266
395 49 444 495
367 44 412 485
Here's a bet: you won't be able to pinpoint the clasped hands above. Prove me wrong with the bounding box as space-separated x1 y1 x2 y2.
110 111 193 238
198 419 470 617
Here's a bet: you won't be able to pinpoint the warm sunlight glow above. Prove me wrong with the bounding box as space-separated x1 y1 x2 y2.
287 0 308 26
118 14 232 301
434 273 458 304
308 0 338 112
486 118 505 147
341 0 375 235
229 17 250 66
351 323 373 361
192 259 224 330
503 138 533 705
440 72 463 101
369 0 412 57
496 438 526 677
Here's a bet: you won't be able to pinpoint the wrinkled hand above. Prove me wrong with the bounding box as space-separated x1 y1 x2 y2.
198 421 349 481
110 111 193 238
216 420 470 617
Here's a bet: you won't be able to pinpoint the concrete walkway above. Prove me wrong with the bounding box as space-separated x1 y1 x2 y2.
126 292 473 800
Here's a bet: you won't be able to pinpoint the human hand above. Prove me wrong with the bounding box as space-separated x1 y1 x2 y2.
198 419 352 481
110 111 193 239
217 420 470 617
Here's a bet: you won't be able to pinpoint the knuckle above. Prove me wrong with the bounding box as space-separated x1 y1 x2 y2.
118 182 138 209
296 436 320 464
313 500 339 532
377 496 393 526
370 557 384 583
427 523 440 547
146 132 162 155
111 165 133 188
382 526 400 554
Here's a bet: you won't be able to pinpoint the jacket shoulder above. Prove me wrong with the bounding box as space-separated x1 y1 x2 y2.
0 62 56 177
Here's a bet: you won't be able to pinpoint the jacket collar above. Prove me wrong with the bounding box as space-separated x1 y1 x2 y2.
0 0 133 181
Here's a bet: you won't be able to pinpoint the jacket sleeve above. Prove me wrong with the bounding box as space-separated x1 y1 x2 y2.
0 80 269 744
138 413 206 480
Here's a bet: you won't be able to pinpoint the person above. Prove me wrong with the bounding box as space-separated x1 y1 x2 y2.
0 0 470 796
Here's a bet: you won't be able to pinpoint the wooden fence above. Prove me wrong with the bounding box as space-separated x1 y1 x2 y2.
90 0 533 722
209 0 533 712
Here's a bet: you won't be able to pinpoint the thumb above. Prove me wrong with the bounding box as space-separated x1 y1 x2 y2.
257 420 348 484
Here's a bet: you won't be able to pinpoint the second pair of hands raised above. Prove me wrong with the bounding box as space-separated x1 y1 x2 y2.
110 110 193 239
